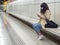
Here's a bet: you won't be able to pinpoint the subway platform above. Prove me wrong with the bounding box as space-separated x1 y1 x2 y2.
0 11 13 45
0 11 58 45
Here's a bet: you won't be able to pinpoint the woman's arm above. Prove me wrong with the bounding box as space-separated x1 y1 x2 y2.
37 14 46 19
45 10 51 20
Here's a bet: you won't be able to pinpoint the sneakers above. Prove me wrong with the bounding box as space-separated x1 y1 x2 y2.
38 35 43 40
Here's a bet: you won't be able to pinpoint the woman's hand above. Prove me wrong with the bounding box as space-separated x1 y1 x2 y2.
37 14 43 19
37 14 40 17
37 14 45 19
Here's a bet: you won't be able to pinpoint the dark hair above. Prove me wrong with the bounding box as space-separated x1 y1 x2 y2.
40 2 49 14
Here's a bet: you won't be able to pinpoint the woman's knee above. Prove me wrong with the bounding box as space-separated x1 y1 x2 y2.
32 23 42 32
32 23 41 28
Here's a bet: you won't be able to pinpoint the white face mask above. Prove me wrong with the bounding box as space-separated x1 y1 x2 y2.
41 7 43 10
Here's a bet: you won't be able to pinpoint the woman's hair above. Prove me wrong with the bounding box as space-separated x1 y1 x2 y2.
40 2 49 14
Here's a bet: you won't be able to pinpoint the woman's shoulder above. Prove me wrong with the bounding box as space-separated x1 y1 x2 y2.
46 10 50 13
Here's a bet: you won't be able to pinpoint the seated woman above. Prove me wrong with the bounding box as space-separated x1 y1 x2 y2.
38 2 58 28
32 2 58 40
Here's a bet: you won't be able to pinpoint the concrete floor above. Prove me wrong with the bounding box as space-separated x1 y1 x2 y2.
0 11 13 45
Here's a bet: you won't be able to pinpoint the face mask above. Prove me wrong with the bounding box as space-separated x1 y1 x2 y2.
41 7 43 10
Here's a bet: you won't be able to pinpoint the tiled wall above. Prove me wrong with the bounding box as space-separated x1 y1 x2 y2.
7 0 60 25
54 3 60 25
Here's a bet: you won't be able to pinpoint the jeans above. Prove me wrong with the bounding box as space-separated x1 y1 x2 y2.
32 23 42 33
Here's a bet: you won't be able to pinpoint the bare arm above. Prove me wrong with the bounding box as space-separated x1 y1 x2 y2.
46 10 51 20
37 14 46 20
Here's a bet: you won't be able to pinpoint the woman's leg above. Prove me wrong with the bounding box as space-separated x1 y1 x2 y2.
45 21 58 28
32 23 43 40
32 23 41 34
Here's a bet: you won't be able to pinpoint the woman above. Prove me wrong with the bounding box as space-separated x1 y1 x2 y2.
32 2 48 40
32 2 58 40
38 2 58 28
38 2 51 29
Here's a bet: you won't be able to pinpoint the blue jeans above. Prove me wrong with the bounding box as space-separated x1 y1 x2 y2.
32 23 42 33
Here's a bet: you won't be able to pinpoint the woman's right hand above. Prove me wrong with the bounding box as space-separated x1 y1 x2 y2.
37 14 45 19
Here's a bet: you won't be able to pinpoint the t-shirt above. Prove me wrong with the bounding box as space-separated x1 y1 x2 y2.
44 10 51 20
38 10 51 29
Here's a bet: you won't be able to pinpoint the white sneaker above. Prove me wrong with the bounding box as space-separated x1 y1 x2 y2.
35 35 39 39
38 35 43 40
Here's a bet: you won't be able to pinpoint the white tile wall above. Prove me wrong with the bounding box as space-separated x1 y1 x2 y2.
54 3 60 25
42 0 54 3
55 0 60 2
